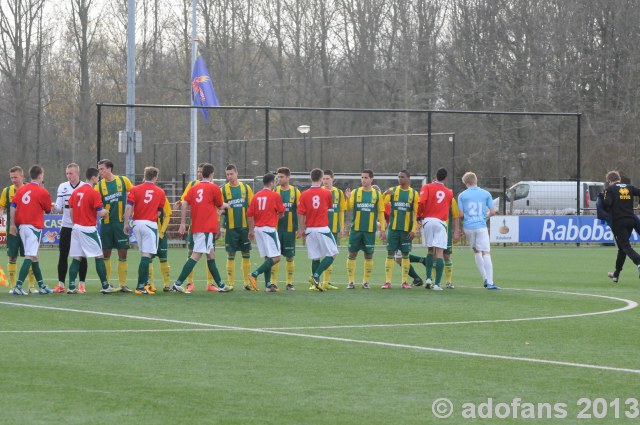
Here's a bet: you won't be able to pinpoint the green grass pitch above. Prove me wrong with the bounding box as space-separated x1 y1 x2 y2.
1 245 640 424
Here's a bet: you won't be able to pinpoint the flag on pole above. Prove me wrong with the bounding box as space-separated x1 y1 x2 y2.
191 52 219 122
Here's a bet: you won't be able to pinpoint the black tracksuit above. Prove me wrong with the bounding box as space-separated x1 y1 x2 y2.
602 183 640 276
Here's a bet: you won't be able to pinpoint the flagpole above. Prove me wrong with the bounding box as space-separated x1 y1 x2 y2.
189 0 198 181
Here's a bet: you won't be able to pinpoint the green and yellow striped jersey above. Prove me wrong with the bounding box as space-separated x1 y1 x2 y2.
384 186 419 232
347 187 386 233
94 175 133 224
275 185 301 233
221 182 254 229
327 186 347 233
181 179 200 201
157 198 173 238
0 185 18 227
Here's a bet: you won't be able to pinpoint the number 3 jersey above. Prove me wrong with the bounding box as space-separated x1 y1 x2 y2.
184 181 224 233
126 182 167 222
11 182 52 229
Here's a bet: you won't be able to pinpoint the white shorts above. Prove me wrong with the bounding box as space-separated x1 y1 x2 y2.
305 227 339 260
254 226 281 258
422 218 448 249
132 220 159 255
70 225 103 258
464 227 490 252
18 224 42 257
192 232 215 254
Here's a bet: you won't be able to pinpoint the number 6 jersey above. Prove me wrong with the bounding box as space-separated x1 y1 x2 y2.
11 182 52 229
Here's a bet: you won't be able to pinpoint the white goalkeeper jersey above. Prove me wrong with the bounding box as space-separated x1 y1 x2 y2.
56 181 89 228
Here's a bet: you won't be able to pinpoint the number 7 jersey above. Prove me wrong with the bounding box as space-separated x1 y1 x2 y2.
69 184 104 226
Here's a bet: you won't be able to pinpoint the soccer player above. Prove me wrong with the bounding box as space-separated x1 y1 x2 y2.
345 170 386 289
247 173 286 292
297 168 339 290
148 196 172 292
382 170 419 289
172 163 228 294
53 163 89 293
418 168 454 291
67 167 115 294
0 166 37 292
95 159 133 292
320 169 347 289
270 167 301 291
221 164 254 290
8 165 53 295
602 170 640 282
174 163 215 291
123 167 167 295
458 171 500 290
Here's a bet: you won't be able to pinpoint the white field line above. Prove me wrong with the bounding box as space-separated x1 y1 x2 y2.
263 288 638 330
1 290 639 375
0 328 234 334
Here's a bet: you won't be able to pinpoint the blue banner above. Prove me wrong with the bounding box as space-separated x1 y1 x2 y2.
490 215 634 243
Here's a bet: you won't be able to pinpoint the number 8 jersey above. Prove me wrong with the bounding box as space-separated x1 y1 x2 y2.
298 186 333 228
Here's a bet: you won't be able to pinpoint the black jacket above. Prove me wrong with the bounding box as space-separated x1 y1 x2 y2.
602 183 640 222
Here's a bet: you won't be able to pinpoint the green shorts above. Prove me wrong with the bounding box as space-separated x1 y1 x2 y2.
225 228 251 253
444 226 454 256
156 235 168 260
348 230 376 254
386 229 412 253
100 222 130 250
6 233 24 258
279 231 296 258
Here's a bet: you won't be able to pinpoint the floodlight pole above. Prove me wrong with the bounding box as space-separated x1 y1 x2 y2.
125 0 136 181
189 0 198 181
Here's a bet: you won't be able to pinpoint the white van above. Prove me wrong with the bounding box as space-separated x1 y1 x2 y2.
494 181 605 215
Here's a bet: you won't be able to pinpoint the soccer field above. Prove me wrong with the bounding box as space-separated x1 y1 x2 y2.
1 245 639 424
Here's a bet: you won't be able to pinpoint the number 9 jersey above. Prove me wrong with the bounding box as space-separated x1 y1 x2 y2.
418 181 453 222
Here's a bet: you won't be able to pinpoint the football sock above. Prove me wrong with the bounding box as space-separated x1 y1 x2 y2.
313 257 334 279
409 254 423 263
148 264 155 285
322 264 334 285
160 260 171 285
474 252 486 281
226 258 235 286
31 262 44 287
425 254 434 279
407 265 420 280
384 256 394 282
78 257 88 283
312 259 320 276
270 262 280 285
118 259 127 286
177 258 198 284
104 257 112 282
347 257 356 283
363 258 373 283
254 258 275 276
7 261 17 286
137 257 151 289
241 255 251 284
434 258 445 285
68 259 80 289
401 256 410 283
206 266 214 285
483 254 493 284
206 259 223 285
187 269 195 284
27 269 36 286
444 261 453 284
16 259 31 286
285 258 295 284
95 258 108 288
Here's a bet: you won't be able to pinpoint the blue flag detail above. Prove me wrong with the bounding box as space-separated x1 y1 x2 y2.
191 53 219 122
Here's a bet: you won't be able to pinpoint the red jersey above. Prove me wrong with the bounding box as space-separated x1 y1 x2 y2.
11 182 52 229
247 188 285 227
184 181 224 233
126 182 167 222
69 183 104 226
418 182 453 221
298 186 332 228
